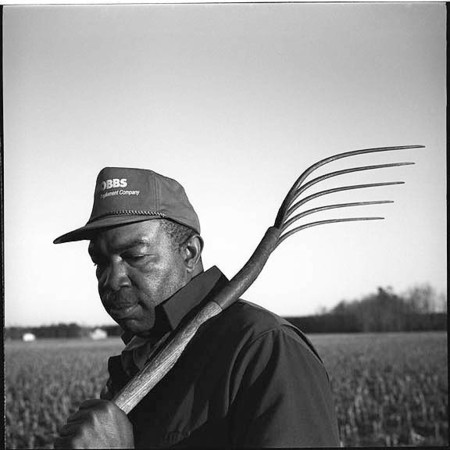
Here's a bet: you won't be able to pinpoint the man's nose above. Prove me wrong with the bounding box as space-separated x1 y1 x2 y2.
99 260 130 292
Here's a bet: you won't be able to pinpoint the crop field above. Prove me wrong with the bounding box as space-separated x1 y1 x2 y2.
5 332 448 448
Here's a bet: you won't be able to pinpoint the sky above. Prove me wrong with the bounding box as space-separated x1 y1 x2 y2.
3 2 447 327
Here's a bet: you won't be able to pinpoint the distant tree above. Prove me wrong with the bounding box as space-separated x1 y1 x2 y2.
29 323 87 339
437 291 447 313
329 286 416 332
403 283 441 313
315 305 329 315
102 325 122 337
357 287 413 332
332 300 348 315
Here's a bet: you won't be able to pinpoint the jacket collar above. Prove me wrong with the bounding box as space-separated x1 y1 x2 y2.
161 265 227 330
121 266 228 345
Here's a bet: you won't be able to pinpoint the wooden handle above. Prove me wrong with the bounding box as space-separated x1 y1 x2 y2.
113 301 223 414
112 226 281 414
213 227 281 309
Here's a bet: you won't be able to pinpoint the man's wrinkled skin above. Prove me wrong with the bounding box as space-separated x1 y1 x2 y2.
54 220 203 448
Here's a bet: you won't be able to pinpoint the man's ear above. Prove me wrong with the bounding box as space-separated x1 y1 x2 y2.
182 234 204 273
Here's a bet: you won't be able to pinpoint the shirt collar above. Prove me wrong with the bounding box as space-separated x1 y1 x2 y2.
121 266 228 345
160 265 228 331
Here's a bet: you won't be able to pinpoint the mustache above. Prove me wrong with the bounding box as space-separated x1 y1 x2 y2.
102 288 138 308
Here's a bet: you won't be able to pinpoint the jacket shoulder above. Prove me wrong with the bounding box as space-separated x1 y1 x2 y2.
207 299 323 364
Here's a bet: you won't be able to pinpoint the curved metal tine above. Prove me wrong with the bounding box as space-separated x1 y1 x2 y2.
281 200 393 233
274 145 423 228
277 217 385 248
289 146 422 196
285 181 404 221
284 162 414 212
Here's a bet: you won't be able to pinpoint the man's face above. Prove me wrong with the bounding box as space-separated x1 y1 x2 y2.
88 220 189 337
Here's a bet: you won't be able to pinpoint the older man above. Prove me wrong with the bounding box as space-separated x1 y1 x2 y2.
53 167 340 448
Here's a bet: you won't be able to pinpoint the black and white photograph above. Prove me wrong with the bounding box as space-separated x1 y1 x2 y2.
3 1 447 448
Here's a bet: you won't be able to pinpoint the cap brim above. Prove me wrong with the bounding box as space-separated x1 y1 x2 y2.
53 215 159 244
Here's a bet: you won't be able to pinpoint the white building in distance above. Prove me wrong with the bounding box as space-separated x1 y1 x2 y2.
22 333 36 342
90 328 107 340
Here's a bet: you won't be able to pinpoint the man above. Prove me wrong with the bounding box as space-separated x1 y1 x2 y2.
53 167 340 448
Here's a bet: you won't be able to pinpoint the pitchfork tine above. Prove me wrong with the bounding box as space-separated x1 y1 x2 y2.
284 162 414 212
285 181 404 220
281 200 393 232
275 145 424 228
110 144 423 415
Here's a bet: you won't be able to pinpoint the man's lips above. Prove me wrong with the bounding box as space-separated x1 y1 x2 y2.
108 304 139 320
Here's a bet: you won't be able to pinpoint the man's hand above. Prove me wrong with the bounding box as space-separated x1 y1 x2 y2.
54 399 134 449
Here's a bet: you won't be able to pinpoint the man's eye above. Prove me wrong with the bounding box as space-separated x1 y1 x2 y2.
125 254 147 263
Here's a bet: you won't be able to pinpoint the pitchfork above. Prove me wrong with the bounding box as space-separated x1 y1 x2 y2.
112 144 424 414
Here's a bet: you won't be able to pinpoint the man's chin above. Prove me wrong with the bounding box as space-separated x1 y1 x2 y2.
116 318 141 333
115 317 155 337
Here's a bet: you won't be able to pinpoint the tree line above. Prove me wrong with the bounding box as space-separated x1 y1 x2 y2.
286 284 447 333
5 284 446 339
5 323 123 340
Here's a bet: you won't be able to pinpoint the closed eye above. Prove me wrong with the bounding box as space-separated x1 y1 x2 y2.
127 255 146 261
123 254 151 265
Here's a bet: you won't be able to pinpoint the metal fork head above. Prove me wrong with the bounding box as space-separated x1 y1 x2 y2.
274 145 424 247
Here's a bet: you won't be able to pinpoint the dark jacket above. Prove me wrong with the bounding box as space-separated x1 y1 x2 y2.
106 266 340 448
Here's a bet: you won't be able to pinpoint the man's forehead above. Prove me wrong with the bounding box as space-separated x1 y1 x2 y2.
88 220 164 252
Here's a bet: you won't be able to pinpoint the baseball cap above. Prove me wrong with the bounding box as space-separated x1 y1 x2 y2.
53 167 200 244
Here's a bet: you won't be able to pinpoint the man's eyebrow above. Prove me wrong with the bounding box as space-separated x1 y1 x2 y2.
88 238 151 257
88 238 150 255
115 239 151 252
